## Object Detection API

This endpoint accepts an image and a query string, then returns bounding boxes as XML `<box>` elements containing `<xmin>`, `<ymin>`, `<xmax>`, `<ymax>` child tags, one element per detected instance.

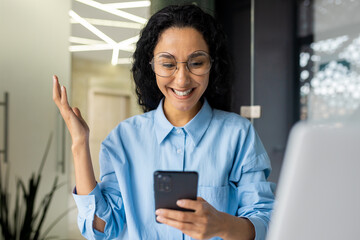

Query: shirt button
<box><xmin>89</xmin><ymin>204</ymin><xmax>94</xmax><ymax>210</ymax></box>
<box><xmin>176</xmin><ymin>129</ymin><xmax>181</xmax><ymax>134</ymax></box>
<box><xmin>177</xmin><ymin>149</ymin><xmax>181</xmax><ymax>154</ymax></box>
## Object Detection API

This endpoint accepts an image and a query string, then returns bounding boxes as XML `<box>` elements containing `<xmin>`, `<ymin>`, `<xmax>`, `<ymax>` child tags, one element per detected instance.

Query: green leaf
<box><xmin>0</xmin><ymin>133</ymin><xmax>70</xmax><ymax>240</ymax></box>
<box><xmin>32</xmin><ymin>176</ymin><xmax>59</xmax><ymax>240</ymax></box>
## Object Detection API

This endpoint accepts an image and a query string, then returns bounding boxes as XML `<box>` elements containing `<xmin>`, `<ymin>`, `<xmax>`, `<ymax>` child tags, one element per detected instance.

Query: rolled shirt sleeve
<box><xmin>72</xmin><ymin>143</ymin><xmax>126</xmax><ymax>240</ymax></box>
<box><xmin>230</xmin><ymin>124</ymin><xmax>276</xmax><ymax>240</ymax></box>
<box><xmin>72</xmin><ymin>184</ymin><xmax>107</xmax><ymax>239</ymax></box>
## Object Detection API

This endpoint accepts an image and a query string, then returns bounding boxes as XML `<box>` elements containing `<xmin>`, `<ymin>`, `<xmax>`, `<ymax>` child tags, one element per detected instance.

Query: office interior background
<box><xmin>1</xmin><ymin>0</ymin><xmax>359</xmax><ymax>239</ymax></box>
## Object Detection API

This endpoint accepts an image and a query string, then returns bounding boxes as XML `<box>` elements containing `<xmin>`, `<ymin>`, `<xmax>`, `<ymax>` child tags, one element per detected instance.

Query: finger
<box><xmin>156</xmin><ymin>209</ymin><xmax>195</xmax><ymax>223</ymax></box>
<box><xmin>176</xmin><ymin>199</ymin><xmax>203</xmax><ymax>211</ymax></box>
<box><xmin>73</xmin><ymin>107</ymin><xmax>89</xmax><ymax>129</ymax></box>
<box><xmin>52</xmin><ymin>75</ymin><xmax>61</xmax><ymax>105</ymax></box>
<box><xmin>60</xmin><ymin>85</ymin><xmax>71</xmax><ymax>109</ymax></box>
<box><xmin>156</xmin><ymin>215</ymin><xmax>194</xmax><ymax>232</ymax></box>
<box><xmin>197</xmin><ymin>197</ymin><xmax>206</xmax><ymax>202</ymax></box>
<box><xmin>73</xmin><ymin>107</ymin><xmax>81</xmax><ymax>118</ymax></box>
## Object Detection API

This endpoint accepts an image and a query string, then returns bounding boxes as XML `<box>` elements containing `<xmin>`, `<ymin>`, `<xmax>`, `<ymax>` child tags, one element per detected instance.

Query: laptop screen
<box><xmin>267</xmin><ymin>121</ymin><xmax>360</xmax><ymax>240</ymax></box>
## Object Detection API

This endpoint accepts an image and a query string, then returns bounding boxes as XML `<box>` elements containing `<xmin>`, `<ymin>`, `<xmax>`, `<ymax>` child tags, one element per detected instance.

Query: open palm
<box><xmin>52</xmin><ymin>75</ymin><xmax>89</xmax><ymax>144</ymax></box>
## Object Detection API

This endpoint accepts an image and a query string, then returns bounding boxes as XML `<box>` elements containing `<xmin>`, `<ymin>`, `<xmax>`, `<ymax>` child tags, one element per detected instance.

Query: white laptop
<box><xmin>267</xmin><ymin>121</ymin><xmax>360</xmax><ymax>240</ymax></box>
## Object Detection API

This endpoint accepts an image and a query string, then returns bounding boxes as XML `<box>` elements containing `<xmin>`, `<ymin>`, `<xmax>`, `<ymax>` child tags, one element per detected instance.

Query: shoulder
<box><xmin>104</xmin><ymin>110</ymin><xmax>155</xmax><ymax>143</ymax></box>
<box><xmin>211</xmin><ymin>109</ymin><xmax>251</xmax><ymax>131</ymax></box>
<box><xmin>119</xmin><ymin>110</ymin><xmax>155</xmax><ymax>129</ymax></box>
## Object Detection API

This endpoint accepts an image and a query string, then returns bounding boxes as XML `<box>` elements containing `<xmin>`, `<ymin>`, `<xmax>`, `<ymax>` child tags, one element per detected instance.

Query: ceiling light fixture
<box><xmin>74</xmin><ymin>0</ymin><xmax>147</xmax><ymax>24</ymax></box>
<box><xmin>71</xmin><ymin>18</ymin><xmax>143</xmax><ymax>29</ymax></box>
<box><xmin>117</xmin><ymin>35</ymin><xmax>139</xmax><ymax>48</ymax></box>
<box><xmin>104</xmin><ymin>1</ymin><xmax>151</xmax><ymax>9</ymax></box>
<box><xmin>69</xmin><ymin>35</ymin><xmax>139</xmax><ymax>52</ymax></box>
<box><xmin>69</xmin><ymin>10</ymin><xmax>117</xmax><ymax>46</ymax></box>
<box><xmin>69</xmin><ymin>36</ymin><xmax>105</xmax><ymax>45</ymax></box>
<box><xmin>112</xmin><ymin>47</ymin><xmax>120</xmax><ymax>65</ymax></box>
<box><xmin>70</xmin><ymin>44</ymin><xmax>112</xmax><ymax>52</ymax></box>
<box><xmin>69</xmin><ymin>43</ymin><xmax>134</xmax><ymax>52</ymax></box>
<box><xmin>117</xmin><ymin>58</ymin><xmax>133</xmax><ymax>65</ymax></box>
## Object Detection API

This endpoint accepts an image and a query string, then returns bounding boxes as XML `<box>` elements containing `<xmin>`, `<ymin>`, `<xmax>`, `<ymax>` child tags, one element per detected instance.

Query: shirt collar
<box><xmin>154</xmin><ymin>99</ymin><xmax>174</xmax><ymax>144</ymax></box>
<box><xmin>154</xmin><ymin>98</ymin><xmax>213</xmax><ymax>146</ymax></box>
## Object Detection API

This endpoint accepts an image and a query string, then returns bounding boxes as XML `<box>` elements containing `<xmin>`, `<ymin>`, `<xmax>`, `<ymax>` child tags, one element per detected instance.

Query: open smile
<box><xmin>172</xmin><ymin>88</ymin><xmax>194</xmax><ymax>96</ymax></box>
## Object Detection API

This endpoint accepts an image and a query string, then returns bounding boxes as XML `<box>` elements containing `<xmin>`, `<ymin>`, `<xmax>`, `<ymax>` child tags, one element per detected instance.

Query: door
<box><xmin>88</xmin><ymin>87</ymin><xmax>130</xmax><ymax>181</ymax></box>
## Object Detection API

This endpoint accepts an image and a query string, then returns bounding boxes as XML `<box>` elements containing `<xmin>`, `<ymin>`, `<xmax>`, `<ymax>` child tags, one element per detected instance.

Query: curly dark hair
<box><xmin>131</xmin><ymin>4</ymin><xmax>232</xmax><ymax>112</ymax></box>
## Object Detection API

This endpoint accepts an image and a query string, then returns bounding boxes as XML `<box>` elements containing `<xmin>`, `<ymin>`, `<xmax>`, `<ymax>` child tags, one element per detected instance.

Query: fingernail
<box><xmin>177</xmin><ymin>200</ymin><xmax>184</xmax><ymax>206</ymax></box>
<box><xmin>155</xmin><ymin>209</ymin><xmax>161</xmax><ymax>215</ymax></box>
<box><xmin>157</xmin><ymin>216</ymin><xmax>163</xmax><ymax>221</ymax></box>
<box><xmin>61</xmin><ymin>85</ymin><xmax>65</xmax><ymax>91</ymax></box>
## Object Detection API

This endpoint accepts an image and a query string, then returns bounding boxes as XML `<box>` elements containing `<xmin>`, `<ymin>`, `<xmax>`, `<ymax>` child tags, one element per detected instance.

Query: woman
<box><xmin>53</xmin><ymin>4</ymin><xmax>275</xmax><ymax>240</ymax></box>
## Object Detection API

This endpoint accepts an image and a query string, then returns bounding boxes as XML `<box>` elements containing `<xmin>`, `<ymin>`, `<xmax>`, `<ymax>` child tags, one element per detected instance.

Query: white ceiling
<box><xmin>70</xmin><ymin>0</ymin><xmax>150</xmax><ymax>64</ymax></box>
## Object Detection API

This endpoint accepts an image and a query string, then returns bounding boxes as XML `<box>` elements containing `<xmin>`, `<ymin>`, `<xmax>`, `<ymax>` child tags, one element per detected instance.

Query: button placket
<box><xmin>175</xmin><ymin>128</ymin><xmax>183</xmax><ymax>155</ymax></box>
<box><xmin>170</xmin><ymin>127</ymin><xmax>185</xmax><ymax>170</ymax></box>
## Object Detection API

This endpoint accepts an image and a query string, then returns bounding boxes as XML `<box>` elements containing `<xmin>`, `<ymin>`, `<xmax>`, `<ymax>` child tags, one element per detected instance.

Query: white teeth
<box><xmin>173</xmin><ymin>89</ymin><xmax>193</xmax><ymax>96</ymax></box>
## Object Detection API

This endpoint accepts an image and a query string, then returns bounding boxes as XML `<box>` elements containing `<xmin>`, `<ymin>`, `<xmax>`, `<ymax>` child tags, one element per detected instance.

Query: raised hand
<box><xmin>52</xmin><ymin>75</ymin><xmax>89</xmax><ymax>145</ymax></box>
<box><xmin>52</xmin><ymin>75</ymin><xmax>105</xmax><ymax>231</ymax></box>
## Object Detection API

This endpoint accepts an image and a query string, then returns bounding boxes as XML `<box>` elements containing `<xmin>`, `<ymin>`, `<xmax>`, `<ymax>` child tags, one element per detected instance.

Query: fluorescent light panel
<box><xmin>112</xmin><ymin>47</ymin><xmax>120</xmax><ymax>65</ymax></box>
<box><xmin>69</xmin><ymin>35</ymin><xmax>138</xmax><ymax>52</ymax></box>
<box><xmin>71</xmin><ymin>18</ymin><xmax>143</xmax><ymax>29</ymax></box>
<box><xmin>69</xmin><ymin>10</ymin><xmax>117</xmax><ymax>45</ymax></box>
<box><xmin>104</xmin><ymin>1</ymin><xmax>151</xmax><ymax>9</ymax></box>
<box><xmin>117</xmin><ymin>35</ymin><xmax>139</xmax><ymax>47</ymax></box>
<box><xmin>117</xmin><ymin>58</ymin><xmax>133</xmax><ymax>64</ymax></box>
<box><xmin>69</xmin><ymin>44</ymin><xmax>134</xmax><ymax>52</ymax></box>
<box><xmin>69</xmin><ymin>36</ymin><xmax>105</xmax><ymax>45</ymax></box>
<box><xmin>69</xmin><ymin>44</ymin><xmax>112</xmax><ymax>52</ymax></box>
<box><xmin>75</xmin><ymin>0</ymin><xmax>147</xmax><ymax>24</ymax></box>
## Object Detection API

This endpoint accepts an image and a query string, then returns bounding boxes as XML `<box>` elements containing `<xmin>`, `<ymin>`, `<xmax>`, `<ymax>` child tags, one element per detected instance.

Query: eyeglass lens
<box><xmin>152</xmin><ymin>51</ymin><xmax>212</xmax><ymax>77</ymax></box>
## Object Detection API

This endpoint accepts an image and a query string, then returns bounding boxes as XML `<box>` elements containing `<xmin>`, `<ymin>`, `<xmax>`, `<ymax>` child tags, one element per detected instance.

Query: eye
<box><xmin>161</xmin><ymin>62</ymin><xmax>176</xmax><ymax>68</ymax></box>
<box><xmin>189</xmin><ymin>61</ymin><xmax>204</xmax><ymax>68</ymax></box>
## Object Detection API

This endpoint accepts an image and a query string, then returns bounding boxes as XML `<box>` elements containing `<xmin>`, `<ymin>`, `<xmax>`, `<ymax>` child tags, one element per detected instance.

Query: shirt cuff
<box><xmin>247</xmin><ymin>216</ymin><xmax>267</xmax><ymax>240</ymax></box>
<box><xmin>72</xmin><ymin>184</ymin><xmax>108</xmax><ymax>220</ymax></box>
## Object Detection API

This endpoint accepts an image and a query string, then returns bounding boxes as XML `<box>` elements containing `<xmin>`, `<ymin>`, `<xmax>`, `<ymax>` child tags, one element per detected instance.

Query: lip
<box><xmin>169</xmin><ymin>87</ymin><xmax>195</xmax><ymax>99</ymax></box>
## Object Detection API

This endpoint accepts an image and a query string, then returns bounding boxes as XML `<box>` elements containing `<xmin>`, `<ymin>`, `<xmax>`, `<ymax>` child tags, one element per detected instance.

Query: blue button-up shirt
<box><xmin>73</xmin><ymin>99</ymin><xmax>275</xmax><ymax>240</ymax></box>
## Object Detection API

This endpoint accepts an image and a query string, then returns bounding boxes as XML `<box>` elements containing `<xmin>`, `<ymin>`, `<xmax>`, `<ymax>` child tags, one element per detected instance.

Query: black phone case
<box><xmin>154</xmin><ymin>171</ymin><xmax>198</xmax><ymax>214</ymax></box>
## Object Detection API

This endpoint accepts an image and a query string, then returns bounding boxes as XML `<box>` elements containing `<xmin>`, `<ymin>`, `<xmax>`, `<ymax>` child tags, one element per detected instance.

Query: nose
<box><xmin>174</xmin><ymin>62</ymin><xmax>190</xmax><ymax>86</ymax></box>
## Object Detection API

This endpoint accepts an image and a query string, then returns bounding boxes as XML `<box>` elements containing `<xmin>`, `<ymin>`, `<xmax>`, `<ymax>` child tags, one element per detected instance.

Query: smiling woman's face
<box><xmin>153</xmin><ymin>27</ymin><xmax>210</xmax><ymax>116</ymax></box>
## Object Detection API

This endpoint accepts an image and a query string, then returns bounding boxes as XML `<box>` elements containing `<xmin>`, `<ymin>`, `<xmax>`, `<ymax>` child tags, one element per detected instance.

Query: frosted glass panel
<box><xmin>299</xmin><ymin>0</ymin><xmax>360</xmax><ymax>121</ymax></box>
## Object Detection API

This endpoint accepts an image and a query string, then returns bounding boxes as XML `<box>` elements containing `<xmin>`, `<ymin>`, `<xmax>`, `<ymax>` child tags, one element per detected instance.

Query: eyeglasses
<box><xmin>150</xmin><ymin>51</ymin><xmax>213</xmax><ymax>77</ymax></box>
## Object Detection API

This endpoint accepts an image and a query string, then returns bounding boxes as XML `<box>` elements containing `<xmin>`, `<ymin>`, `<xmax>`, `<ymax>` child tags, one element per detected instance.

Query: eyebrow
<box><xmin>189</xmin><ymin>51</ymin><xmax>207</xmax><ymax>58</ymax></box>
<box><xmin>157</xmin><ymin>53</ymin><xmax>174</xmax><ymax>59</ymax></box>
<box><xmin>155</xmin><ymin>51</ymin><xmax>208</xmax><ymax>60</ymax></box>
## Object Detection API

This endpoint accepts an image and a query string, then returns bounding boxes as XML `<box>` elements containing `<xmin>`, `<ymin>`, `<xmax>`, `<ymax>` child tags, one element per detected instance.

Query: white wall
<box><xmin>0</xmin><ymin>0</ymin><xmax>72</xmax><ymax>238</ymax></box>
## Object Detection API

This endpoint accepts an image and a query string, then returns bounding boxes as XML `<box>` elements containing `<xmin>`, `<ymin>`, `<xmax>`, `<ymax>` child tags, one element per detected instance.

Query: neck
<box><xmin>163</xmin><ymin>100</ymin><xmax>202</xmax><ymax>127</ymax></box>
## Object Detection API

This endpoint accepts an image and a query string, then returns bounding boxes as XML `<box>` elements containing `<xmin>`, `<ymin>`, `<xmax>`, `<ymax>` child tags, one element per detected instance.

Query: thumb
<box><xmin>73</xmin><ymin>107</ymin><xmax>85</xmax><ymax>121</ymax></box>
<box><xmin>197</xmin><ymin>196</ymin><xmax>206</xmax><ymax>202</ymax></box>
<box><xmin>73</xmin><ymin>107</ymin><xmax>89</xmax><ymax>129</ymax></box>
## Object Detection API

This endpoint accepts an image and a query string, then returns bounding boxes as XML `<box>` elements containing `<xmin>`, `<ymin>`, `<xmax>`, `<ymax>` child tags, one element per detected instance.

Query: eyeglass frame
<box><xmin>149</xmin><ymin>50</ymin><xmax>214</xmax><ymax>77</ymax></box>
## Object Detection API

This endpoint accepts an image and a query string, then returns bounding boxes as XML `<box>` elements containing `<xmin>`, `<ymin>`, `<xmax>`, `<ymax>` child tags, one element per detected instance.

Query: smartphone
<box><xmin>154</xmin><ymin>171</ymin><xmax>198</xmax><ymax>217</ymax></box>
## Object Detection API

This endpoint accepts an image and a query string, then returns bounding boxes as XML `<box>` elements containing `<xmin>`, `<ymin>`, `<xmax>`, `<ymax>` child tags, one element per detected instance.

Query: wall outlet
<box><xmin>240</xmin><ymin>105</ymin><xmax>261</xmax><ymax>119</ymax></box>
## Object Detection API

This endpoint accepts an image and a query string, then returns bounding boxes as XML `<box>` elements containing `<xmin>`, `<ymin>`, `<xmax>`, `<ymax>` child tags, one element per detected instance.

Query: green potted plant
<box><xmin>0</xmin><ymin>134</ymin><xmax>73</xmax><ymax>240</ymax></box>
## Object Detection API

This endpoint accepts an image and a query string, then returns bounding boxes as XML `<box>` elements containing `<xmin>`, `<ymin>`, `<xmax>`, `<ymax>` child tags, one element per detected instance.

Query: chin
<box><xmin>174</xmin><ymin>104</ymin><xmax>195</xmax><ymax>112</ymax></box>
<box><xmin>177</xmin><ymin>99</ymin><xmax>203</xmax><ymax>112</ymax></box>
